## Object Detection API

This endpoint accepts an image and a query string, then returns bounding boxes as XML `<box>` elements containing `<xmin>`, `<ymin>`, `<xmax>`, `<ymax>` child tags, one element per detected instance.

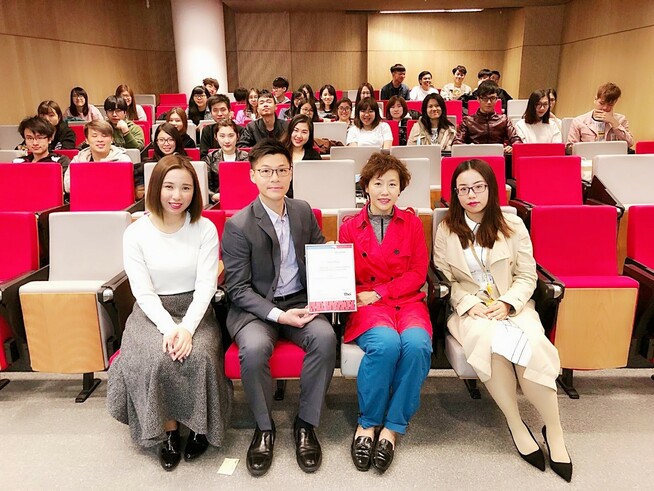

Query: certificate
<box><xmin>305</xmin><ymin>244</ymin><xmax>357</xmax><ymax>313</ymax></box>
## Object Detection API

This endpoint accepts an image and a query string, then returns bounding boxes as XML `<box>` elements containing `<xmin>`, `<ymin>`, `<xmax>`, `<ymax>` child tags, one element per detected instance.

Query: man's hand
<box><xmin>503</xmin><ymin>145</ymin><xmax>513</xmax><ymax>155</ymax></box>
<box><xmin>116</xmin><ymin>120</ymin><xmax>129</xmax><ymax>135</ymax></box>
<box><xmin>278</xmin><ymin>308</ymin><xmax>317</xmax><ymax>328</ymax></box>
<box><xmin>356</xmin><ymin>291</ymin><xmax>380</xmax><ymax>307</ymax></box>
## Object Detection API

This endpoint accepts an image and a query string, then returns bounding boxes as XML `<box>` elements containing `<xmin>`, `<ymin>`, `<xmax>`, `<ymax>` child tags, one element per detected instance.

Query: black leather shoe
<box><xmin>246</xmin><ymin>424</ymin><xmax>275</xmax><ymax>477</ymax></box>
<box><xmin>508</xmin><ymin>421</ymin><xmax>545</xmax><ymax>472</ymax></box>
<box><xmin>542</xmin><ymin>426</ymin><xmax>573</xmax><ymax>482</ymax></box>
<box><xmin>293</xmin><ymin>419</ymin><xmax>322</xmax><ymax>473</ymax></box>
<box><xmin>350</xmin><ymin>428</ymin><xmax>374</xmax><ymax>472</ymax></box>
<box><xmin>372</xmin><ymin>437</ymin><xmax>395</xmax><ymax>473</ymax></box>
<box><xmin>184</xmin><ymin>431</ymin><xmax>209</xmax><ymax>461</ymax></box>
<box><xmin>159</xmin><ymin>430</ymin><xmax>181</xmax><ymax>471</ymax></box>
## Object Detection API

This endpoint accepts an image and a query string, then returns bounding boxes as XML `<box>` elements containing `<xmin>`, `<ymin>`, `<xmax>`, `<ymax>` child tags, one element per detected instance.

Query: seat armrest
<box><xmin>126</xmin><ymin>199</ymin><xmax>145</xmax><ymax>214</ymax></box>
<box><xmin>0</xmin><ymin>266</ymin><xmax>50</xmax><ymax>341</ymax></box>
<box><xmin>36</xmin><ymin>204</ymin><xmax>70</xmax><ymax>266</ymax></box>
<box><xmin>533</xmin><ymin>264</ymin><xmax>565</xmax><ymax>337</ymax></box>
<box><xmin>97</xmin><ymin>272</ymin><xmax>135</xmax><ymax>351</ymax></box>
<box><xmin>428</xmin><ymin>262</ymin><xmax>451</xmax><ymax>299</ymax></box>
<box><xmin>585</xmin><ymin>176</ymin><xmax>625</xmax><ymax>218</ymax></box>
<box><xmin>214</xmin><ymin>286</ymin><xmax>227</xmax><ymax>305</ymax></box>
<box><xmin>97</xmin><ymin>272</ymin><xmax>130</xmax><ymax>303</ymax></box>
<box><xmin>508</xmin><ymin>199</ymin><xmax>534</xmax><ymax>228</ymax></box>
<box><xmin>624</xmin><ymin>257</ymin><xmax>653</xmax><ymax>275</ymax></box>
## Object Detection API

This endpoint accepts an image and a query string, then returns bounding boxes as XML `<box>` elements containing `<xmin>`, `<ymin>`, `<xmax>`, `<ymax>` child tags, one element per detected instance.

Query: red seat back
<box><xmin>133</xmin><ymin>120</ymin><xmax>151</xmax><ymax>146</ymax></box>
<box><xmin>384</xmin><ymin>119</ymin><xmax>400</xmax><ymax>146</ymax></box>
<box><xmin>218</xmin><ymin>161</ymin><xmax>258</xmax><ymax>211</ymax></box>
<box><xmin>202</xmin><ymin>209</ymin><xmax>226</xmax><ymax>259</ymax></box>
<box><xmin>69</xmin><ymin>162</ymin><xmax>135</xmax><ymax>211</ymax></box>
<box><xmin>512</xmin><ymin>142</ymin><xmax>566</xmax><ymax>180</ymax></box>
<box><xmin>468</xmin><ymin>99</ymin><xmax>503</xmax><ymax>115</ymax></box>
<box><xmin>445</xmin><ymin>100</ymin><xmax>463</xmax><ymax>125</ymax></box>
<box><xmin>515</xmin><ymin>156</ymin><xmax>582</xmax><ymax>205</ymax></box>
<box><xmin>627</xmin><ymin>205</ymin><xmax>654</xmax><ymax>268</ymax></box>
<box><xmin>275</xmin><ymin>104</ymin><xmax>290</xmax><ymax>116</ymax></box>
<box><xmin>530</xmin><ymin>205</ymin><xmax>618</xmax><ymax>276</ymax></box>
<box><xmin>441</xmin><ymin>156</ymin><xmax>507</xmax><ymax>205</ymax></box>
<box><xmin>406</xmin><ymin>100</ymin><xmax>422</xmax><ymax>113</ymax></box>
<box><xmin>406</xmin><ymin>119</ymin><xmax>418</xmax><ymax>138</ymax></box>
<box><xmin>55</xmin><ymin>149</ymin><xmax>79</xmax><ymax>160</ymax></box>
<box><xmin>70</xmin><ymin>124</ymin><xmax>86</xmax><ymax>146</ymax></box>
<box><xmin>312</xmin><ymin>208</ymin><xmax>322</xmax><ymax>230</ymax></box>
<box><xmin>186</xmin><ymin>148</ymin><xmax>201</xmax><ymax>160</ymax></box>
<box><xmin>232</xmin><ymin>103</ymin><xmax>246</xmax><ymax>115</ymax></box>
<box><xmin>635</xmin><ymin>141</ymin><xmax>654</xmax><ymax>154</ymax></box>
<box><xmin>0</xmin><ymin>163</ymin><xmax>63</xmax><ymax>212</ymax></box>
<box><xmin>159</xmin><ymin>93</ymin><xmax>187</xmax><ymax>107</ymax></box>
<box><xmin>140</xmin><ymin>104</ymin><xmax>154</xmax><ymax>126</ymax></box>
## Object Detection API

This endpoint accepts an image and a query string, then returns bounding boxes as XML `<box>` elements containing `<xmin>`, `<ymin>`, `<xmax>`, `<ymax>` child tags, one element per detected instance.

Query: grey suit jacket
<box><xmin>221</xmin><ymin>197</ymin><xmax>325</xmax><ymax>337</ymax></box>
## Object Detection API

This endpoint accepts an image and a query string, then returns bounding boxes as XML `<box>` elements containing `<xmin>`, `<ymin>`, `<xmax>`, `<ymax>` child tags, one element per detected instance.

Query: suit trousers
<box><xmin>234</xmin><ymin>296</ymin><xmax>337</xmax><ymax>431</ymax></box>
<box><xmin>355</xmin><ymin>326</ymin><xmax>432</xmax><ymax>434</ymax></box>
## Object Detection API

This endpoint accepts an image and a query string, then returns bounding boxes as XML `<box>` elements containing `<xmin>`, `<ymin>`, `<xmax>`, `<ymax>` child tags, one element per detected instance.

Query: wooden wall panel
<box><xmin>291</xmin><ymin>52</ymin><xmax>366</xmax><ymax>94</ymax></box>
<box><xmin>235</xmin><ymin>13</ymin><xmax>290</xmax><ymax>51</ymax></box>
<box><xmin>236</xmin><ymin>51</ymin><xmax>292</xmax><ymax>91</ymax></box>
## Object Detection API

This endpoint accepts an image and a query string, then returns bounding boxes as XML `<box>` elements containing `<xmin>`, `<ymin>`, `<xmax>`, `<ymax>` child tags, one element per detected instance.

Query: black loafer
<box><xmin>159</xmin><ymin>430</ymin><xmax>181</xmax><ymax>471</ymax></box>
<box><xmin>293</xmin><ymin>419</ymin><xmax>322</xmax><ymax>473</ymax></box>
<box><xmin>351</xmin><ymin>429</ymin><xmax>374</xmax><ymax>472</ymax></box>
<box><xmin>246</xmin><ymin>424</ymin><xmax>275</xmax><ymax>477</ymax></box>
<box><xmin>372</xmin><ymin>438</ymin><xmax>395</xmax><ymax>474</ymax></box>
<box><xmin>184</xmin><ymin>431</ymin><xmax>209</xmax><ymax>461</ymax></box>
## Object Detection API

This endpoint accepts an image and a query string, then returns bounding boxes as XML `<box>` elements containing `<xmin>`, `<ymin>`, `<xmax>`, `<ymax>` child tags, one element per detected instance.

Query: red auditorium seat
<box><xmin>511</xmin><ymin>142</ymin><xmax>565</xmax><ymax>181</ymax></box>
<box><xmin>635</xmin><ymin>141</ymin><xmax>654</xmax><ymax>154</ymax></box>
<box><xmin>68</xmin><ymin>162</ymin><xmax>136</xmax><ymax>211</ymax></box>
<box><xmin>440</xmin><ymin>156</ymin><xmax>507</xmax><ymax>206</ymax></box>
<box><xmin>444</xmin><ymin>100</ymin><xmax>463</xmax><ymax>125</ymax></box>
<box><xmin>159</xmin><ymin>93</ymin><xmax>187</xmax><ymax>107</ymax></box>
<box><xmin>217</xmin><ymin>161</ymin><xmax>259</xmax><ymax>214</ymax></box>
<box><xmin>468</xmin><ymin>99</ymin><xmax>503</xmax><ymax>115</ymax></box>
<box><xmin>384</xmin><ymin>119</ymin><xmax>400</xmax><ymax>146</ymax></box>
<box><xmin>70</xmin><ymin>124</ymin><xmax>86</xmax><ymax>146</ymax></box>
<box><xmin>406</xmin><ymin>100</ymin><xmax>422</xmax><ymax>113</ymax></box>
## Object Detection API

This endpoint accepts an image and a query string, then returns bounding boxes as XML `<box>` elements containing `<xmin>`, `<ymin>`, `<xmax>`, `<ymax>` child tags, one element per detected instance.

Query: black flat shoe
<box><xmin>246</xmin><ymin>424</ymin><xmax>275</xmax><ymax>477</ymax></box>
<box><xmin>159</xmin><ymin>429</ymin><xmax>181</xmax><ymax>471</ymax></box>
<box><xmin>542</xmin><ymin>426</ymin><xmax>573</xmax><ymax>482</ymax></box>
<box><xmin>293</xmin><ymin>418</ymin><xmax>322</xmax><ymax>473</ymax></box>
<box><xmin>372</xmin><ymin>438</ymin><xmax>395</xmax><ymax>474</ymax></box>
<box><xmin>184</xmin><ymin>431</ymin><xmax>209</xmax><ymax>461</ymax></box>
<box><xmin>351</xmin><ymin>428</ymin><xmax>374</xmax><ymax>472</ymax></box>
<box><xmin>507</xmin><ymin>421</ymin><xmax>546</xmax><ymax>472</ymax></box>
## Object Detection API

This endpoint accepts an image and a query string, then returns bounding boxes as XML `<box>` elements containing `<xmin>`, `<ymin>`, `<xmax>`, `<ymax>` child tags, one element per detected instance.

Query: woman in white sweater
<box><xmin>108</xmin><ymin>155</ymin><xmax>232</xmax><ymax>471</ymax></box>
<box><xmin>514</xmin><ymin>90</ymin><xmax>562</xmax><ymax>143</ymax></box>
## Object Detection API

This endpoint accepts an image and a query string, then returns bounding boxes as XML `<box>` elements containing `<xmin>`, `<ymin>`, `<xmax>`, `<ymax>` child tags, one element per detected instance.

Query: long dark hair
<box><xmin>419</xmin><ymin>93</ymin><xmax>453</xmax><ymax>134</ymax></box>
<box><xmin>318</xmin><ymin>84</ymin><xmax>337</xmax><ymax>113</ymax></box>
<box><xmin>187</xmin><ymin>85</ymin><xmax>209</xmax><ymax>125</ymax></box>
<box><xmin>246</xmin><ymin>87</ymin><xmax>260</xmax><ymax>117</ymax></box>
<box><xmin>298</xmin><ymin>84</ymin><xmax>316</xmax><ymax>103</ymax></box>
<box><xmin>69</xmin><ymin>87</ymin><xmax>89</xmax><ymax>117</ymax></box>
<box><xmin>153</xmin><ymin>123</ymin><xmax>187</xmax><ymax>160</ymax></box>
<box><xmin>355</xmin><ymin>82</ymin><xmax>375</xmax><ymax>107</ymax></box>
<box><xmin>523</xmin><ymin>89</ymin><xmax>550</xmax><ymax>125</ymax></box>
<box><xmin>115</xmin><ymin>84</ymin><xmax>139</xmax><ymax>120</ymax></box>
<box><xmin>300</xmin><ymin>99</ymin><xmax>320</xmax><ymax>122</ymax></box>
<box><xmin>282</xmin><ymin>114</ymin><xmax>315</xmax><ymax>154</ymax></box>
<box><xmin>354</xmin><ymin>98</ymin><xmax>381</xmax><ymax>130</ymax></box>
<box><xmin>444</xmin><ymin>159</ymin><xmax>512</xmax><ymax>249</ymax></box>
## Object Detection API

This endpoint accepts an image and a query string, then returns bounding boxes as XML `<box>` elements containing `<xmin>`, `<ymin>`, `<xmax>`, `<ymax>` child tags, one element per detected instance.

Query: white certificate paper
<box><xmin>305</xmin><ymin>244</ymin><xmax>357</xmax><ymax>313</ymax></box>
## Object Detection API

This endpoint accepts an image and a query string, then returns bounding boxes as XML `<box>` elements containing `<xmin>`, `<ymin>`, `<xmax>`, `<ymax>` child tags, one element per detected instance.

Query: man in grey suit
<box><xmin>221</xmin><ymin>139</ymin><xmax>337</xmax><ymax>477</ymax></box>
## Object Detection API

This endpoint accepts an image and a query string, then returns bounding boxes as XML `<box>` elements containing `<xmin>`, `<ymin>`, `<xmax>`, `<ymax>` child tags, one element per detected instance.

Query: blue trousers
<box><xmin>355</xmin><ymin>327</ymin><xmax>432</xmax><ymax>434</ymax></box>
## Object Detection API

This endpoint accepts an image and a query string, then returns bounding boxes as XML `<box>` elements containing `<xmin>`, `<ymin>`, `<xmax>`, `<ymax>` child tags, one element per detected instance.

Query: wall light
<box><xmin>379</xmin><ymin>9</ymin><xmax>483</xmax><ymax>14</ymax></box>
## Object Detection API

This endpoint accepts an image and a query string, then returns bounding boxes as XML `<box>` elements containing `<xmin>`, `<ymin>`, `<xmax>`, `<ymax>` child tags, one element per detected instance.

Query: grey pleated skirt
<box><xmin>107</xmin><ymin>292</ymin><xmax>232</xmax><ymax>448</ymax></box>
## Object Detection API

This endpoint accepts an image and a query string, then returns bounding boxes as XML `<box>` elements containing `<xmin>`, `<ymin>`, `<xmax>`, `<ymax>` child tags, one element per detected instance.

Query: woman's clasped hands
<box><xmin>467</xmin><ymin>300</ymin><xmax>511</xmax><ymax>321</ymax></box>
<box><xmin>163</xmin><ymin>326</ymin><xmax>193</xmax><ymax>362</ymax></box>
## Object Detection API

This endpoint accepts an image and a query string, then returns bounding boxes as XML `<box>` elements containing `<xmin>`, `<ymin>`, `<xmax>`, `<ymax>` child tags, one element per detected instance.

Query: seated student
<box><xmin>108</xmin><ymin>155</ymin><xmax>232</xmax><ymax>472</ymax></box>
<box><xmin>272</xmin><ymin>76</ymin><xmax>291</xmax><ymax>104</ymax></box>
<box><xmin>116</xmin><ymin>84</ymin><xmax>147</xmax><ymax>122</ymax></box>
<box><xmin>440</xmin><ymin>65</ymin><xmax>473</xmax><ymax>101</ymax></box>
<box><xmin>149</xmin><ymin>123</ymin><xmax>188</xmax><ymax>162</ymax></box>
<box><xmin>18</xmin><ymin>101</ymin><xmax>76</xmax><ymax>152</ymax></box>
<box><xmin>186</xmin><ymin>86</ymin><xmax>212</xmax><ymax>126</ymax></box>
<box><xmin>14</xmin><ymin>116</ymin><xmax>71</xmax><ymax>173</ymax></box>
<box><xmin>433</xmin><ymin>159</ymin><xmax>572</xmax><ymax>483</ymax></box>
<box><xmin>407</xmin><ymin>93</ymin><xmax>456</xmax><ymax>151</ymax></box>
<box><xmin>545</xmin><ymin>88</ymin><xmax>562</xmax><ymax>130</ymax></box>
<box><xmin>282</xmin><ymin>114</ymin><xmax>321</xmax><ymax>163</ymax></box>
<box><xmin>298</xmin><ymin>84</ymin><xmax>316</xmax><ymax>104</ymax></box>
<box><xmin>384</xmin><ymin>96</ymin><xmax>412</xmax><ymax>146</ymax></box>
<box><xmin>514</xmin><ymin>90</ymin><xmax>562</xmax><ymax>144</ymax></box>
<box><xmin>355</xmin><ymin>83</ymin><xmax>375</xmax><ymax>108</ymax></box>
<box><xmin>237</xmin><ymin>90</ymin><xmax>288</xmax><ymax>148</ymax></box>
<box><xmin>279</xmin><ymin>91</ymin><xmax>303</xmax><ymax>120</ymax></box>
<box><xmin>347</xmin><ymin>98</ymin><xmax>393</xmax><ymax>149</ymax></box>
<box><xmin>454</xmin><ymin>81</ymin><xmax>522</xmax><ymax>155</ymax></box>
<box><xmin>340</xmin><ymin>153</ymin><xmax>432</xmax><ymax>474</ymax></box>
<box><xmin>203</xmin><ymin>77</ymin><xmax>220</xmax><ymax>96</ymax></box>
<box><xmin>64</xmin><ymin>120</ymin><xmax>128</xmax><ymax>192</ymax></box>
<box><xmin>409</xmin><ymin>71</ymin><xmax>438</xmax><ymax>101</ymax></box>
<box><xmin>204</xmin><ymin>119</ymin><xmax>249</xmax><ymax>203</ymax></box>
<box><xmin>235</xmin><ymin>88</ymin><xmax>260</xmax><ymax>125</ymax></box>
<box><xmin>380</xmin><ymin>64</ymin><xmax>411</xmax><ymax>101</ymax></box>
<box><xmin>335</xmin><ymin>98</ymin><xmax>354</xmax><ymax>129</ymax></box>
<box><xmin>299</xmin><ymin>99</ymin><xmax>320</xmax><ymax>123</ymax></box>
<box><xmin>221</xmin><ymin>139</ymin><xmax>337</xmax><ymax>477</ymax></box>
<box><xmin>199</xmin><ymin>94</ymin><xmax>233</xmax><ymax>158</ymax></box>
<box><xmin>166</xmin><ymin>108</ymin><xmax>196</xmax><ymax>149</ymax></box>
<box><xmin>317</xmin><ymin>84</ymin><xmax>338</xmax><ymax>120</ymax></box>
<box><xmin>567</xmin><ymin>82</ymin><xmax>633</xmax><ymax>149</ymax></box>
<box><xmin>460</xmin><ymin>69</ymin><xmax>493</xmax><ymax>110</ymax></box>
<box><xmin>64</xmin><ymin>86</ymin><xmax>103</xmax><ymax>122</ymax></box>
<box><xmin>104</xmin><ymin>96</ymin><xmax>145</xmax><ymax>150</ymax></box>
<box><xmin>233</xmin><ymin>87</ymin><xmax>248</xmax><ymax>104</ymax></box>
<box><xmin>489</xmin><ymin>71</ymin><xmax>513</xmax><ymax>113</ymax></box>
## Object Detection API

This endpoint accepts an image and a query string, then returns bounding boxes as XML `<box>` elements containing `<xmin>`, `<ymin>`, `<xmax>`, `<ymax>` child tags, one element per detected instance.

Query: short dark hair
<box><xmin>354</xmin><ymin>98</ymin><xmax>381</xmax><ymax>129</ymax></box>
<box><xmin>258</xmin><ymin>89</ymin><xmax>275</xmax><ymax>103</ymax></box>
<box><xmin>272</xmin><ymin>76</ymin><xmax>289</xmax><ymax>89</ymax></box>
<box><xmin>207</xmin><ymin>94</ymin><xmax>231</xmax><ymax>110</ymax></box>
<box><xmin>248</xmin><ymin>138</ymin><xmax>291</xmax><ymax>169</ymax></box>
<box><xmin>359</xmin><ymin>153</ymin><xmax>411</xmax><ymax>198</ymax></box>
<box><xmin>146</xmin><ymin>155</ymin><xmax>203</xmax><ymax>223</ymax></box>
<box><xmin>233</xmin><ymin>87</ymin><xmax>248</xmax><ymax>102</ymax></box>
<box><xmin>477</xmin><ymin>68</ymin><xmax>492</xmax><ymax>79</ymax></box>
<box><xmin>597</xmin><ymin>83</ymin><xmax>621</xmax><ymax>104</ymax></box>
<box><xmin>477</xmin><ymin>80</ymin><xmax>499</xmax><ymax>98</ymax></box>
<box><xmin>452</xmin><ymin>65</ymin><xmax>467</xmax><ymax>76</ymax></box>
<box><xmin>104</xmin><ymin>96</ymin><xmax>128</xmax><ymax>112</ymax></box>
<box><xmin>491</xmin><ymin>70</ymin><xmax>501</xmax><ymax>78</ymax></box>
<box><xmin>385</xmin><ymin>96</ymin><xmax>408</xmax><ymax>119</ymax></box>
<box><xmin>418</xmin><ymin>71</ymin><xmax>432</xmax><ymax>81</ymax></box>
<box><xmin>390</xmin><ymin>64</ymin><xmax>406</xmax><ymax>73</ymax></box>
<box><xmin>19</xmin><ymin>116</ymin><xmax>55</xmax><ymax>139</ymax></box>
<box><xmin>203</xmin><ymin>77</ymin><xmax>219</xmax><ymax>89</ymax></box>
<box><xmin>524</xmin><ymin>89</ymin><xmax>550</xmax><ymax>125</ymax></box>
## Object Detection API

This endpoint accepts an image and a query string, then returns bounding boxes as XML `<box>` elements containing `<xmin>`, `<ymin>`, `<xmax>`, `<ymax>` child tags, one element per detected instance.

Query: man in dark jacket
<box><xmin>237</xmin><ymin>90</ymin><xmax>288</xmax><ymax>148</ymax></box>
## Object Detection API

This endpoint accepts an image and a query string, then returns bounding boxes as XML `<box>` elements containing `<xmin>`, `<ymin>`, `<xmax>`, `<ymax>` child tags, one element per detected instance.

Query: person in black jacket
<box><xmin>199</xmin><ymin>94</ymin><xmax>233</xmax><ymax>158</ymax></box>
<box><xmin>37</xmin><ymin>100</ymin><xmax>76</xmax><ymax>150</ymax></box>
<box><xmin>237</xmin><ymin>90</ymin><xmax>288</xmax><ymax>148</ymax></box>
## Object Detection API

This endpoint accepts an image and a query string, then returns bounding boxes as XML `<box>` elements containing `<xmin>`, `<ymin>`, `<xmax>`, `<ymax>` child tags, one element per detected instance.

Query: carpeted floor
<box><xmin>1</xmin><ymin>369</ymin><xmax>653</xmax><ymax>490</ymax></box>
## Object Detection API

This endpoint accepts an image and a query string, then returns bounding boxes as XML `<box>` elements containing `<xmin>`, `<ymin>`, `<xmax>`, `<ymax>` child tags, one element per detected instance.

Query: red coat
<box><xmin>339</xmin><ymin>206</ymin><xmax>431</xmax><ymax>343</ymax></box>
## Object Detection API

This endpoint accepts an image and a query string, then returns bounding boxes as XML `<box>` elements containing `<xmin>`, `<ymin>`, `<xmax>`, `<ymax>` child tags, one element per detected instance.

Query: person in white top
<box><xmin>108</xmin><ymin>155</ymin><xmax>232</xmax><ymax>472</ymax></box>
<box><xmin>440</xmin><ymin>65</ymin><xmax>473</xmax><ymax>101</ymax></box>
<box><xmin>409</xmin><ymin>70</ymin><xmax>439</xmax><ymax>101</ymax></box>
<box><xmin>514</xmin><ymin>90</ymin><xmax>562</xmax><ymax>144</ymax></box>
<box><xmin>347</xmin><ymin>98</ymin><xmax>393</xmax><ymax>149</ymax></box>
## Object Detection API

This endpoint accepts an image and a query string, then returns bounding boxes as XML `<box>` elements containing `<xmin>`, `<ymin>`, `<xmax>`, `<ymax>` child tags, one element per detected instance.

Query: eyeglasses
<box><xmin>456</xmin><ymin>183</ymin><xmax>488</xmax><ymax>196</ymax></box>
<box><xmin>157</xmin><ymin>138</ymin><xmax>175</xmax><ymax>145</ymax></box>
<box><xmin>106</xmin><ymin>109</ymin><xmax>125</xmax><ymax>114</ymax></box>
<box><xmin>73</xmin><ymin>95</ymin><xmax>85</xmax><ymax>100</ymax></box>
<box><xmin>25</xmin><ymin>135</ymin><xmax>49</xmax><ymax>142</ymax></box>
<box><xmin>479</xmin><ymin>96</ymin><xmax>498</xmax><ymax>103</ymax></box>
<box><xmin>256</xmin><ymin>167</ymin><xmax>292</xmax><ymax>178</ymax></box>
<box><xmin>193</xmin><ymin>93</ymin><xmax>207</xmax><ymax>98</ymax></box>
<box><xmin>338</xmin><ymin>106</ymin><xmax>351</xmax><ymax>112</ymax></box>
<box><xmin>536</xmin><ymin>102</ymin><xmax>549</xmax><ymax>108</ymax></box>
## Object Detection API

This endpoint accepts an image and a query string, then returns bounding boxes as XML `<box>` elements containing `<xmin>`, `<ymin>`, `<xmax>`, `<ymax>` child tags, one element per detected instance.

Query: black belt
<box><xmin>273</xmin><ymin>289</ymin><xmax>306</xmax><ymax>302</ymax></box>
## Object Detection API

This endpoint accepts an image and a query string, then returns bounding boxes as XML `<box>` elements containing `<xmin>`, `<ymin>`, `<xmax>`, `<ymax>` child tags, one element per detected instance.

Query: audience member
<box><xmin>272</xmin><ymin>76</ymin><xmax>291</xmax><ymax>104</ymax></box>
<box><xmin>299</xmin><ymin>99</ymin><xmax>320</xmax><ymax>123</ymax></box>
<box><xmin>203</xmin><ymin>77</ymin><xmax>220</xmax><ymax>96</ymax></box>
<box><xmin>279</xmin><ymin>91</ymin><xmax>303</xmax><ymax>120</ymax></box>
<box><xmin>407</xmin><ymin>93</ymin><xmax>456</xmax><ymax>150</ymax></box>
<box><xmin>199</xmin><ymin>94</ymin><xmax>233</xmax><ymax>157</ymax></box>
<box><xmin>380</xmin><ymin>64</ymin><xmax>410</xmax><ymax>101</ymax></box>
<box><xmin>409</xmin><ymin>71</ymin><xmax>438</xmax><ymax>101</ymax></box>
<box><xmin>235</xmin><ymin>88</ymin><xmax>260</xmax><ymax>125</ymax></box>
<box><xmin>37</xmin><ymin>100</ymin><xmax>76</xmax><ymax>150</ymax></box>
<box><xmin>317</xmin><ymin>84</ymin><xmax>337</xmax><ymax>120</ymax></box>
<box><xmin>298</xmin><ymin>84</ymin><xmax>316</xmax><ymax>104</ymax></box>
<box><xmin>454</xmin><ymin>81</ymin><xmax>521</xmax><ymax>154</ymax></box>
<box><xmin>204</xmin><ymin>119</ymin><xmax>249</xmax><ymax>202</ymax></box>
<box><xmin>336</xmin><ymin>98</ymin><xmax>353</xmax><ymax>128</ymax></box>
<box><xmin>567</xmin><ymin>82</ymin><xmax>633</xmax><ymax>148</ymax></box>
<box><xmin>187</xmin><ymin>86</ymin><xmax>212</xmax><ymax>126</ymax></box>
<box><xmin>115</xmin><ymin>84</ymin><xmax>147</xmax><ymax>121</ymax></box>
<box><xmin>150</xmin><ymin>123</ymin><xmax>188</xmax><ymax>161</ymax></box>
<box><xmin>384</xmin><ymin>96</ymin><xmax>411</xmax><ymax>146</ymax></box>
<box><xmin>14</xmin><ymin>117</ymin><xmax>71</xmax><ymax>174</ymax></box>
<box><xmin>347</xmin><ymin>98</ymin><xmax>393</xmax><ymax>149</ymax></box>
<box><xmin>282</xmin><ymin>114</ymin><xmax>321</xmax><ymax>163</ymax></box>
<box><xmin>440</xmin><ymin>65</ymin><xmax>472</xmax><ymax>101</ymax></box>
<box><xmin>221</xmin><ymin>139</ymin><xmax>336</xmax><ymax>477</ymax></box>
<box><xmin>514</xmin><ymin>90</ymin><xmax>562</xmax><ymax>143</ymax></box>
<box><xmin>233</xmin><ymin>87</ymin><xmax>248</xmax><ymax>103</ymax></box>
<box><xmin>355</xmin><ymin>83</ymin><xmax>375</xmax><ymax>107</ymax></box>
<box><xmin>489</xmin><ymin>71</ymin><xmax>513</xmax><ymax>112</ymax></box>
<box><xmin>64</xmin><ymin>86</ymin><xmax>102</xmax><ymax>122</ymax></box>
<box><xmin>165</xmin><ymin>107</ymin><xmax>196</xmax><ymax>148</ymax></box>
<box><xmin>237</xmin><ymin>90</ymin><xmax>288</xmax><ymax>148</ymax></box>
<box><xmin>545</xmin><ymin>88</ymin><xmax>562</xmax><ymax>130</ymax></box>
<box><xmin>104</xmin><ymin>96</ymin><xmax>145</xmax><ymax>150</ymax></box>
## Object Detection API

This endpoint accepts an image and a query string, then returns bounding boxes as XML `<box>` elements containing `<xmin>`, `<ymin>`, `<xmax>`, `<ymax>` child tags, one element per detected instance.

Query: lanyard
<box><xmin>469</xmin><ymin>227</ymin><xmax>495</xmax><ymax>305</ymax></box>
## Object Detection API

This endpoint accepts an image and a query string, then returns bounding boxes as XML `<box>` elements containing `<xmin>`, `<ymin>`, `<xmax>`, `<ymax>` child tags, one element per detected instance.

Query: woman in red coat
<box><xmin>339</xmin><ymin>153</ymin><xmax>432</xmax><ymax>474</ymax></box>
